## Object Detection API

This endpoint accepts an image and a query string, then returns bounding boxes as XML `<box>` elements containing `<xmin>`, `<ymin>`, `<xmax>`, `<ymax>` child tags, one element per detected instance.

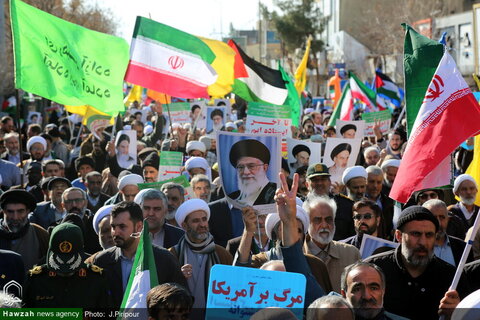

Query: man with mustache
<box><xmin>303</xmin><ymin>195</ymin><xmax>360</xmax><ymax>293</ymax></box>
<box><xmin>341</xmin><ymin>261</ymin><xmax>404</xmax><ymax>319</ymax></box>
<box><xmin>160</xmin><ymin>183</ymin><xmax>185</xmax><ymax>227</ymax></box>
<box><xmin>380</xmin><ymin>159</ymin><xmax>400</xmax><ymax>196</ymax></box>
<box><xmin>342</xmin><ymin>166</ymin><xmax>368</xmax><ymax>202</ymax></box>
<box><xmin>168</xmin><ymin>199</ymin><xmax>232</xmax><ymax>311</ymax></box>
<box><xmin>93</xmin><ymin>201</ymin><xmax>186</xmax><ymax>309</ymax></box>
<box><xmin>449</xmin><ymin>174</ymin><xmax>479</xmax><ymax>232</ymax></box>
<box><xmin>365</xmin><ymin>206</ymin><xmax>467</xmax><ymax>319</ymax></box>
<box><xmin>341</xmin><ymin>200</ymin><xmax>382</xmax><ymax>249</ymax></box>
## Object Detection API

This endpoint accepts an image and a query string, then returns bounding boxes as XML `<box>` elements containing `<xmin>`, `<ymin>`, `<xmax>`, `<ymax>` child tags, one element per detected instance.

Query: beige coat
<box><xmin>304</xmin><ymin>235</ymin><xmax>361</xmax><ymax>293</ymax></box>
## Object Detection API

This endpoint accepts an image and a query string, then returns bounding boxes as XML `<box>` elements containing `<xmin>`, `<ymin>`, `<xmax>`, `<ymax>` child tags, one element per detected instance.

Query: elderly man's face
<box><xmin>4</xmin><ymin>203</ymin><xmax>29</xmax><ymax>232</ymax></box>
<box><xmin>236</xmin><ymin>156</ymin><xmax>268</xmax><ymax>183</ymax></box>
<box><xmin>5</xmin><ymin>137</ymin><xmax>19</xmax><ymax>154</ymax></box>
<box><xmin>308</xmin><ymin>203</ymin><xmax>335</xmax><ymax>246</ymax></box>
<box><xmin>163</xmin><ymin>188</ymin><xmax>184</xmax><ymax>214</ymax></box>
<box><xmin>343</xmin><ymin>266</ymin><xmax>385</xmax><ymax>319</ymax></box>
<box><xmin>193</xmin><ymin>181</ymin><xmax>211</xmax><ymax>202</ymax></box>
<box><xmin>367</xmin><ymin>173</ymin><xmax>383</xmax><ymax>199</ymax></box>
<box><xmin>189</xmin><ymin>150</ymin><xmax>204</xmax><ymax>157</ymax></box>
<box><xmin>121</xmin><ymin>185</ymin><xmax>140</xmax><ymax>202</ymax></box>
<box><xmin>142</xmin><ymin>198</ymin><xmax>166</xmax><ymax>233</ymax></box>
<box><xmin>347</xmin><ymin>177</ymin><xmax>366</xmax><ymax>201</ymax></box>
<box><xmin>212</xmin><ymin>115</ymin><xmax>223</xmax><ymax>125</ymax></box>
<box><xmin>333</xmin><ymin>150</ymin><xmax>350</xmax><ymax>168</ymax></box>
<box><xmin>183</xmin><ymin>210</ymin><xmax>209</xmax><ymax>243</ymax></box>
<box><xmin>396</xmin><ymin>220</ymin><xmax>436</xmax><ymax>268</ymax></box>
<box><xmin>428</xmin><ymin>205</ymin><xmax>449</xmax><ymax>239</ymax></box>
<box><xmin>365</xmin><ymin>151</ymin><xmax>380</xmax><ymax>166</ymax></box>
<box><xmin>383</xmin><ymin>167</ymin><xmax>398</xmax><ymax>186</ymax></box>
<box><xmin>295</xmin><ymin>151</ymin><xmax>310</xmax><ymax>167</ymax></box>
<box><xmin>86</xmin><ymin>175</ymin><xmax>102</xmax><ymax>197</ymax></box>
<box><xmin>457</xmin><ymin>180</ymin><xmax>477</xmax><ymax>206</ymax></box>
<box><xmin>62</xmin><ymin>190</ymin><xmax>87</xmax><ymax>216</ymax></box>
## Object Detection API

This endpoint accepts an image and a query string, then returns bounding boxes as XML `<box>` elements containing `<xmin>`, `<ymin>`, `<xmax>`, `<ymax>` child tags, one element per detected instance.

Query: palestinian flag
<box><xmin>119</xmin><ymin>220</ymin><xmax>158</xmax><ymax>312</ymax></box>
<box><xmin>228</xmin><ymin>39</ymin><xmax>288</xmax><ymax>106</ymax></box>
<box><xmin>327</xmin><ymin>83</ymin><xmax>353</xmax><ymax>126</ymax></box>
<box><xmin>349</xmin><ymin>72</ymin><xmax>386</xmax><ymax>112</ymax></box>
<box><xmin>125</xmin><ymin>17</ymin><xmax>235</xmax><ymax>99</ymax></box>
<box><xmin>375</xmin><ymin>70</ymin><xmax>402</xmax><ymax>107</ymax></box>
<box><xmin>389</xmin><ymin>24</ymin><xmax>480</xmax><ymax>203</ymax></box>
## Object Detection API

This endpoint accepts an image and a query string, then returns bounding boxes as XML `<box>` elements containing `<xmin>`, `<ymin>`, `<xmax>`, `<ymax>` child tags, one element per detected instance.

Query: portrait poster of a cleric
<box><xmin>216</xmin><ymin>131</ymin><xmax>281</xmax><ymax>208</ymax></box>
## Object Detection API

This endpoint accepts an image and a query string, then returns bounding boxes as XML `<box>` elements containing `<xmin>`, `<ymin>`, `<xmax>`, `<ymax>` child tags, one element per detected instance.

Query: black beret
<box><xmin>142</xmin><ymin>152</ymin><xmax>159</xmax><ymax>169</ymax></box>
<box><xmin>397</xmin><ymin>205</ymin><xmax>439</xmax><ymax>232</ymax></box>
<box><xmin>340</xmin><ymin>124</ymin><xmax>357</xmax><ymax>135</ymax></box>
<box><xmin>292</xmin><ymin>144</ymin><xmax>311</xmax><ymax>157</ymax></box>
<box><xmin>330</xmin><ymin>143</ymin><xmax>352</xmax><ymax>161</ymax></box>
<box><xmin>74</xmin><ymin>156</ymin><xmax>95</xmax><ymax>172</ymax></box>
<box><xmin>229</xmin><ymin>139</ymin><xmax>270</xmax><ymax>167</ymax></box>
<box><xmin>0</xmin><ymin>190</ymin><xmax>37</xmax><ymax>212</ymax></box>
<box><xmin>210</xmin><ymin>108</ymin><xmax>224</xmax><ymax>119</ymax></box>
<box><xmin>48</xmin><ymin>177</ymin><xmax>72</xmax><ymax>191</ymax></box>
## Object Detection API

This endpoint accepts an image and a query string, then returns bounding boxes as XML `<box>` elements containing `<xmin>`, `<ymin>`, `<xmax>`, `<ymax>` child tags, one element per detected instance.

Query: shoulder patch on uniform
<box><xmin>29</xmin><ymin>265</ymin><xmax>43</xmax><ymax>276</ymax></box>
<box><xmin>89</xmin><ymin>264</ymin><xmax>103</xmax><ymax>274</ymax></box>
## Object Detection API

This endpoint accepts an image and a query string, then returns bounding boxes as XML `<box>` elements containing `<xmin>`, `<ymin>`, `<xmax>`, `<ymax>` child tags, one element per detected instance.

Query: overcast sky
<box><xmin>97</xmin><ymin>0</ymin><xmax>275</xmax><ymax>41</ymax></box>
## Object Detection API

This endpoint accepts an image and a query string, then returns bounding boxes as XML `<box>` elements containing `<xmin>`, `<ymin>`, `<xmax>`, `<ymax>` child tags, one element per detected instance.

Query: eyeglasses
<box><xmin>419</xmin><ymin>192</ymin><xmax>438</xmax><ymax>200</ymax></box>
<box><xmin>64</xmin><ymin>198</ymin><xmax>85</xmax><ymax>204</ymax></box>
<box><xmin>353</xmin><ymin>213</ymin><xmax>374</xmax><ymax>220</ymax></box>
<box><xmin>236</xmin><ymin>163</ymin><xmax>264</xmax><ymax>172</ymax></box>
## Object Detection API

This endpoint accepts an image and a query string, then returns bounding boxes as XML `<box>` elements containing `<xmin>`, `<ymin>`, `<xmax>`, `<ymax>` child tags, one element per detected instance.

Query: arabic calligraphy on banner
<box><xmin>206</xmin><ymin>265</ymin><xmax>306</xmax><ymax>319</ymax></box>
<box><xmin>158</xmin><ymin>151</ymin><xmax>183</xmax><ymax>181</ymax></box>
<box><xmin>246</xmin><ymin>102</ymin><xmax>292</xmax><ymax>137</ymax></box>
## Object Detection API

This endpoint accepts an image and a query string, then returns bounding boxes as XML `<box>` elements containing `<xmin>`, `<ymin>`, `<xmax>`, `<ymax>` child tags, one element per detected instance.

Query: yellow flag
<box><xmin>124</xmin><ymin>85</ymin><xmax>143</xmax><ymax>106</ymax></box>
<box><xmin>465</xmin><ymin>135</ymin><xmax>480</xmax><ymax>206</ymax></box>
<box><xmin>294</xmin><ymin>36</ymin><xmax>312</xmax><ymax>96</ymax></box>
<box><xmin>64</xmin><ymin>105</ymin><xmax>113</xmax><ymax>124</ymax></box>
<box><xmin>200</xmin><ymin>37</ymin><xmax>236</xmax><ymax>98</ymax></box>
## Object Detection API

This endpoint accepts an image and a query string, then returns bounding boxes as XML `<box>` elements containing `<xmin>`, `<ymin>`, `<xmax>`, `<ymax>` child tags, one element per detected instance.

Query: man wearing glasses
<box><xmin>341</xmin><ymin>199</ymin><xmax>383</xmax><ymax>249</ymax></box>
<box><xmin>227</xmin><ymin>139</ymin><xmax>277</xmax><ymax>206</ymax></box>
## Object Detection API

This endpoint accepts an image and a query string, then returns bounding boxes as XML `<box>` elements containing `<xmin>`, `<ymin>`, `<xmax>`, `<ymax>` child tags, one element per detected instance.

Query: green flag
<box><xmin>278</xmin><ymin>62</ymin><xmax>301</xmax><ymax>127</ymax></box>
<box><xmin>120</xmin><ymin>220</ymin><xmax>158</xmax><ymax>311</ymax></box>
<box><xmin>402</xmin><ymin>23</ymin><xmax>444</xmax><ymax>136</ymax></box>
<box><xmin>10</xmin><ymin>0</ymin><xmax>129</xmax><ymax>116</ymax></box>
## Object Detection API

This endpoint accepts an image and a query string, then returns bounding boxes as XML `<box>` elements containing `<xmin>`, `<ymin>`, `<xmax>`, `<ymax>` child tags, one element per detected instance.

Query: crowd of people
<box><xmin>0</xmin><ymin>97</ymin><xmax>479</xmax><ymax>320</ymax></box>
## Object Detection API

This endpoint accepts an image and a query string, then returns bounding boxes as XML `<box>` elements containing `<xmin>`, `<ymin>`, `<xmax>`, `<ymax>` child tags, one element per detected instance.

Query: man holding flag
<box><xmin>93</xmin><ymin>201</ymin><xmax>186</xmax><ymax>309</ymax></box>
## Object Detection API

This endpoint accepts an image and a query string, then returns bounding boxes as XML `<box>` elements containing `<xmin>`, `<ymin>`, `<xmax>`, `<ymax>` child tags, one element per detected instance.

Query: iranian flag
<box><xmin>228</xmin><ymin>40</ymin><xmax>288</xmax><ymax>105</ymax></box>
<box><xmin>390</xmin><ymin>25</ymin><xmax>480</xmax><ymax>203</ymax></box>
<box><xmin>328</xmin><ymin>83</ymin><xmax>353</xmax><ymax>126</ymax></box>
<box><xmin>125</xmin><ymin>17</ymin><xmax>235</xmax><ymax>99</ymax></box>
<box><xmin>119</xmin><ymin>220</ymin><xmax>158</xmax><ymax>311</ymax></box>
<box><xmin>349</xmin><ymin>72</ymin><xmax>386</xmax><ymax>112</ymax></box>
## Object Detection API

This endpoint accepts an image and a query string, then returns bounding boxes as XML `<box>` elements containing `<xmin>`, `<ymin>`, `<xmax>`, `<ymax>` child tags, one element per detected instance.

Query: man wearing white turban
<box><xmin>168</xmin><ymin>199</ymin><xmax>232</xmax><ymax>310</ymax></box>
<box><xmin>449</xmin><ymin>174</ymin><xmax>479</xmax><ymax>233</ymax></box>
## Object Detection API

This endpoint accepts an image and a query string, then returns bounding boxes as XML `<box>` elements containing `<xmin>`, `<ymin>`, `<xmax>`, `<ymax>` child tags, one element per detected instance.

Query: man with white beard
<box><xmin>207</xmin><ymin>108</ymin><xmax>225</xmax><ymax>134</ymax></box>
<box><xmin>226</xmin><ymin>139</ymin><xmax>277</xmax><ymax>206</ymax></box>
<box><xmin>448</xmin><ymin>174</ymin><xmax>479</xmax><ymax>232</ymax></box>
<box><xmin>303</xmin><ymin>195</ymin><xmax>360</xmax><ymax>293</ymax></box>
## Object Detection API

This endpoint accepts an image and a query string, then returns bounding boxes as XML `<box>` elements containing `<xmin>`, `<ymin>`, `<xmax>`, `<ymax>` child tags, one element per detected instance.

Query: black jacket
<box><xmin>365</xmin><ymin>245</ymin><xmax>469</xmax><ymax>320</ymax></box>
<box><xmin>93</xmin><ymin>245</ymin><xmax>187</xmax><ymax>309</ymax></box>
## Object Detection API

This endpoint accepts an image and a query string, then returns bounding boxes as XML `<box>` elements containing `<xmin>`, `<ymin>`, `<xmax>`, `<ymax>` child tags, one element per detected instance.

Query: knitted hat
<box><xmin>397</xmin><ymin>205</ymin><xmax>439</xmax><ymax>232</ymax></box>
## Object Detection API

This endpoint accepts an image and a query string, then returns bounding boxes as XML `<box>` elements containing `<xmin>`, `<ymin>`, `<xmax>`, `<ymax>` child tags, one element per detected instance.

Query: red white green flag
<box><xmin>125</xmin><ymin>17</ymin><xmax>234</xmax><ymax>99</ymax></box>
<box><xmin>349</xmin><ymin>72</ymin><xmax>386</xmax><ymax>112</ymax></box>
<box><xmin>390</xmin><ymin>27</ymin><xmax>480</xmax><ymax>203</ymax></box>
<box><xmin>327</xmin><ymin>83</ymin><xmax>353</xmax><ymax>126</ymax></box>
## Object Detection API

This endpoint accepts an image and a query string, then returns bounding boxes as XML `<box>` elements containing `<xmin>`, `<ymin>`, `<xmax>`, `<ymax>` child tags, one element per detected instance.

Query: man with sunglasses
<box><xmin>341</xmin><ymin>199</ymin><xmax>382</xmax><ymax>249</ymax></box>
<box><xmin>414</xmin><ymin>188</ymin><xmax>443</xmax><ymax>205</ymax></box>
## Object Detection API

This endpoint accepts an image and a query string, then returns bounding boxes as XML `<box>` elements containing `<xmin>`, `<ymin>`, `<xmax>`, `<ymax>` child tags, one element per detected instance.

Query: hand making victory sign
<box><xmin>275</xmin><ymin>172</ymin><xmax>300</xmax><ymax>247</ymax></box>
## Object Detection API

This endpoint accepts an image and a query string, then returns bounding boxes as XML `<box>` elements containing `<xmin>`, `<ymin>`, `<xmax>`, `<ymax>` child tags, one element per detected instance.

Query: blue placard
<box><xmin>206</xmin><ymin>265</ymin><xmax>306</xmax><ymax>319</ymax></box>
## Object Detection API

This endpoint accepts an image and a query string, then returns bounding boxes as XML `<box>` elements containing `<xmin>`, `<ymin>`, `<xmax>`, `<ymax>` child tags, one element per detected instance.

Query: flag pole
<box><xmin>15</xmin><ymin>89</ymin><xmax>24</xmax><ymax>187</ymax></box>
<box><xmin>393</xmin><ymin>104</ymin><xmax>406</xmax><ymax>130</ymax></box>
<box><xmin>163</xmin><ymin>94</ymin><xmax>174</xmax><ymax>139</ymax></box>
<box><xmin>74</xmin><ymin>123</ymin><xmax>84</xmax><ymax>149</ymax></box>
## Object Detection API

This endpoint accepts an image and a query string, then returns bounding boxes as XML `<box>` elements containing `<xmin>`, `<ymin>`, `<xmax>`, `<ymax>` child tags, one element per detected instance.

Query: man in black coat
<box><xmin>93</xmin><ymin>202</ymin><xmax>186</xmax><ymax>309</ymax></box>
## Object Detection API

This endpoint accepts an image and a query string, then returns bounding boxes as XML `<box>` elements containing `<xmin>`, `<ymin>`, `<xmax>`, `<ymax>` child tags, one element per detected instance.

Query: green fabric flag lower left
<box><xmin>278</xmin><ymin>62</ymin><xmax>301</xmax><ymax>127</ymax></box>
<box><xmin>10</xmin><ymin>0</ymin><xmax>129</xmax><ymax>116</ymax></box>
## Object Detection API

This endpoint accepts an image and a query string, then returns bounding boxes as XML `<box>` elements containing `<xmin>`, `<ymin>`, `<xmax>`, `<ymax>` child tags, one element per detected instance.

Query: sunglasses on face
<box><xmin>353</xmin><ymin>213</ymin><xmax>374</xmax><ymax>220</ymax></box>
<box><xmin>419</xmin><ymin>192</ymin><xmax>438</xmax><ymax>200</ymax></box>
